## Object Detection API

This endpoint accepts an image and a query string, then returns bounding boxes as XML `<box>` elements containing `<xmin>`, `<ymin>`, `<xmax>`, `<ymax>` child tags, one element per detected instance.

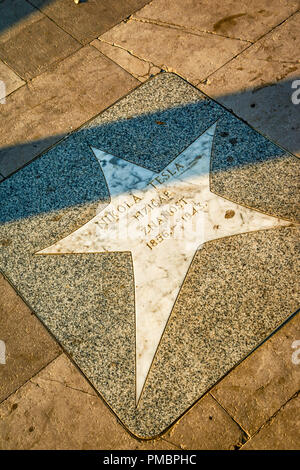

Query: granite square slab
<box><xmin>0</xmin><ymin>73</ymin><xmax>299</xmax><ymax>438</ymax></box>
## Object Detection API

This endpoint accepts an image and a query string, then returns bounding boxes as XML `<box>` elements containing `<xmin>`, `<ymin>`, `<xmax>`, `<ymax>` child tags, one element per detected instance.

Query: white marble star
<box><xmin>38</xmin><ymin>122</ymin><xmax>290</xmax><ymax>402</ymax></box>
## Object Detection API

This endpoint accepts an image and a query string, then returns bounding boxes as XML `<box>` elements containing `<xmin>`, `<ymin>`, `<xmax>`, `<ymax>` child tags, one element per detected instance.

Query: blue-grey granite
<box><xmin>0</xmin><ymin>73</ymin><xmax>299</xmax><ymax>438</ymax></box>
<box><xmin>211</xmin><ymin>113</ymin><xmax>300</xmax><ymax>222</ymax></box>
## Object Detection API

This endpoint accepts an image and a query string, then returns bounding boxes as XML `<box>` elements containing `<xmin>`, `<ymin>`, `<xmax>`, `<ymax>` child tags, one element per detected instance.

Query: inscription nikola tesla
<box><xmin>38</xmin><ymin>122</ymin><xmax>289</xmax><ymax>401</ymax></box>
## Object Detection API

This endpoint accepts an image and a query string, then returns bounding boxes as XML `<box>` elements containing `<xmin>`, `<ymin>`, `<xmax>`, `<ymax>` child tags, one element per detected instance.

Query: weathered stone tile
<box><xmin>164</xmin><ymin>394</ymin><xmax>246</xmax><ymax>450</ymax></box>
<box><xmin>99</xmin><ymin>19</ymin><xmax>249</xmax><ymax>84</ymax></box>
<box><xmin>30</xmin><ymin>0</ymin><xmax>152</xmax><ymax>44</ymax></box>
<box><xmin>91</xmin><ymin>39</ymin><xmax>161</xmax><ymax>81</ymax></box>
<box><xmin>0</xmin><ymin>0</ymin><xmax>43</xmax><ymax>44</ymax></box>
<box><xmin>0</xmin><ymin>60</ymin><xmax>24</xmax><ymax>99</ymax></box>
<box><xmin>200</xmin><ymin>12</ymin><xmax>300</xmax><ymax>157</ymax></box>
<box><xmin>211</xmin><ymin>313</ymin><xmax>300</xmax><ymax>436</ymax></box>
<box><xmin>0</xmin><ymin>16</ymin><xmax>81</xmax><ymax>80</ymax></box>
<box><xmin>133</xmin><ymin>0</ymin><xmax>300</xmax><ymax>41</ymax></box>
<box><xmin>242</xmin><ymin>394</ymin><xmax>300</xmax><ymax>450</ymax></box>
<box><xmin>0</xmin><ymin>273</ymin><xmax>61</xmax><ymax>403</ymax></box>
<box><xmin>0</xmin><ymin>45</ymin><xmax>138</xmax><ymax>176</ymax></box>
<box><xmin>0</xmin><ymin>354</ymin><xmax>177</xmax><ymax>450</ymax></box>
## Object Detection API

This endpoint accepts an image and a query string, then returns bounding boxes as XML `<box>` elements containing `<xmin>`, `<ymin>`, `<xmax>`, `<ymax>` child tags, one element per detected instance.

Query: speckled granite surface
<box><xmin>0</xmin><ymin>73</ymin><xmax>299</xmax><ymax>438</ymax></box>
<box><xmin>211</xmin><ymin>113</ymin><xmax>300</xmax><ymax>222</ymax></box>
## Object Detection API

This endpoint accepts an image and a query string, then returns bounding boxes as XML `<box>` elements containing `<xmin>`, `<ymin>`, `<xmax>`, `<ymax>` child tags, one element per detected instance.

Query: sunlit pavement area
<box><xmin>0</xmin><ymin>0</ymin><xmax>299</xmax><ymax>450</ymax></box>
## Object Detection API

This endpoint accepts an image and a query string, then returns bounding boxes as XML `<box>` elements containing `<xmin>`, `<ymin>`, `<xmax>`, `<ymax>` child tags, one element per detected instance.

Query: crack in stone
<box><xmin>98</xmin><ymin>38</ymin><xmax>199</xmax><ymax>84</ymax></box>
<box><xmin>31</xmin><ymin>377</ymin><xmax>97</xmax><ymax>398</ymax></box>
<box><xmin>130</xmin><ymin>16</ymin><xmax>253</xmax><ymax>43</ymax></box>
<box><xmin>98</xmin><ymin>38</ymin><xmax>158</xmax><ymax>68</ymax></box>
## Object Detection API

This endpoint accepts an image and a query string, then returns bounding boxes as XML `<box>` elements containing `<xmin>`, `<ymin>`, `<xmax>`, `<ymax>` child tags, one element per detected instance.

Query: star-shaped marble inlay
<box><xmin>38</xmin><ymin>122</ymin><xmax>289</xmax><ymax>402</ymax></box>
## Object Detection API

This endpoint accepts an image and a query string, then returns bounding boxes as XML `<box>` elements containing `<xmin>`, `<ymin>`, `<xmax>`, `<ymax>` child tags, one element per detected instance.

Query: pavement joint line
<box><xmin>196</xmin><ymin>8</ymin><xmax>300</xmax><ymax>85</ymax></box>
<box><xmin>160</xmin><ymin>436</ymin><xmax>182</xmax><ymax>450</ymax></box>
<box><xmin>209</xmin><ymin>392</ymin><xmax>250</xmax><ymax>439</ymax></box>
<box><xmin>25</xmin><ymin>0</ymin><xmax>85</xmax><ymax>46</ymax></box>
<box><xmin>130</xmin><ymin>15</ymin><xmax>254</xmax><ymax>43</ymax></box>
<box><xmin>0</xmin><ymin>352</ymin><xmax>64</xmax><ymax>407</ymax></box>
<box><xmin>90</xmin><ymin>42</ymin><xmax>152</xmax><ymax>82</ymax></box>
<box><xmin>1</xmin><ymin>40</ymin><xmax>85</xmax><ymax>83</ymax></box>
<box><xmin>0</xmin><ymin>81</ymin><xmax>26</xmax><ymax>101</ymax></box>
<box><xmin>88</xmin><ymin>42</ymin><xmax>141</xmax><ymax>82</ymax></box>
<box><xmin>0</xmin><ymin>55</ymin><xmax>25</xmax><ymax>82</ymax></box>
<box><xmin>239</xmin><ymin>390</ymin><xmax>300</xmax><ymax>449</ymax></box>
<box><xmin>25</xmin><ymin>0</ymin><xmax>154</xmax><ymax>46</ymax></box>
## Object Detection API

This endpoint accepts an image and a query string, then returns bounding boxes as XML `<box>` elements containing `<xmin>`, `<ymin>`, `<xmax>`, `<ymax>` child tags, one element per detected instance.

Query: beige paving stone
<box><xmin>99</xmin><ymin>19</ymin><xmax>249</xmax><ymax>85</ymax></box>
<box><xmin>91</xmin><ymin>39</ymin><xmax>161</xmax><ymax>81</ymax></box>
<box><xmin>0</xmin><ymin>274</ymin><xmax>61</xmax><ymax>404</ymax></box>
<box><xmin>133</xmin><ymin>0</ymin><xmax>300</xmax><ymax>42</ymax></box>
<box><xmin>0</xmin><ymin>354</ymin><xmax>178</xmax><ymax>450</ymax></box>
<box><xmin>200</xmin><ymin>12</ymin><xmax>300</xmax><ymax>157</ymax></box>
<box><xmin>30</xmin><ymin>0</ymin><xmax>152</xmax><ymax>45</ymax></box>
<box><xmin>211</xmin><ymin>313</ymin><xmax>300</xmax><ymax>437</ymax></box>
<box><xmin>0</xmin><ymin>16</ymin><xmax>81</xmax><ymax>80</ymax></box>
<box><xmin>163</xmin><ymin>394</ymin><xmax>246</xmax><ymax>450</ymax></box>
<box><xmin>0</xmin><ymin>45</ymin><xmax>138</xmax><ymax>177</ymax></box>
<box><xmin>0</xmin><ymin>60</ymin><xmax>24</xmax><ymax>99</ymax></box>
<box><xmin>0</xmin><ymin>0</ymin><xmax>43</xmax><ymax>44</ymax></box>
<box><xmin>242</xmin><ymin>394</ymin><xmax>300</xmax><ymax>450</ymax></box>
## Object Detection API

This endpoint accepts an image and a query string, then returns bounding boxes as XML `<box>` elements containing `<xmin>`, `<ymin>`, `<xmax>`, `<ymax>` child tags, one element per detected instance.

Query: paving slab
<box><xmin>132</xmin><ymin>0</ymin><xmax>300</xmax><ymax>42</ymax></box>
<box><xmin>0</xmin><ymin>45</ymin><xmax>138</xmax><ymax>177</ymax></box>
<box><xmin>0</xmin><ymin>354</ymin><xmax>178</xmax><ymax>450</ymax></box>
<box><xmin>0</xmin><ymin>73</ymin><xmax>298</xmax><ymax>438</ymax></box>
<box><xmin>0</xmin><ymin>60</ymin><xmax>24</xmax><ymax>100</ymax></box>
<box><xmin>0</xmin><ymin>0</ymin><xmax>43</xmax><ymax>44</ymax></box>
<box><xmin>0</xmin><ymin>273</ymin><xmax>61</xmax><ymax>404</ymax></box>
<box><xmin>242</xmin><ymin>394</ymin><xmax>300</xmax><ymax>450</ymax></box>
<box><xmin>30</xmin><ymin>0</ymin><xmax>152</xmax><ymax>45</ymax></box>
<box><xmin>91</xmin><ymin>39</ymin><xmax>161</xmax><ymax>82</ymax></box>
<box><xmin>200</xmin><ymin>12</ymin><xmax>300</xmax><ymax>157</ymax></box>
<box><xmin>164</xmin><ymin>394</ymin><xmax>246</xmax><ymax>450</ymax></box>
<box><xmin>0</xmin><ymin>14</ymin><xmax>81</xmax><ymax>80</ymax></box>
<box><xmin>211</xmin><ymin>313</ymin><xmax>300</xmax><ymax>436</ymax></box>
<box><xmin>98</xmin><ymin>18</ymin><xmax>249</xmax><ymax>84</ymax></box>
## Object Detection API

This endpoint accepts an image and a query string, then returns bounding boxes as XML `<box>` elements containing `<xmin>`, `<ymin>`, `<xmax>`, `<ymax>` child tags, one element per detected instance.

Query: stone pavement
<box><xmin>0</xmin><ymin>0</ymin><xmax>299</xmax><ymax>450</ymax></box>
